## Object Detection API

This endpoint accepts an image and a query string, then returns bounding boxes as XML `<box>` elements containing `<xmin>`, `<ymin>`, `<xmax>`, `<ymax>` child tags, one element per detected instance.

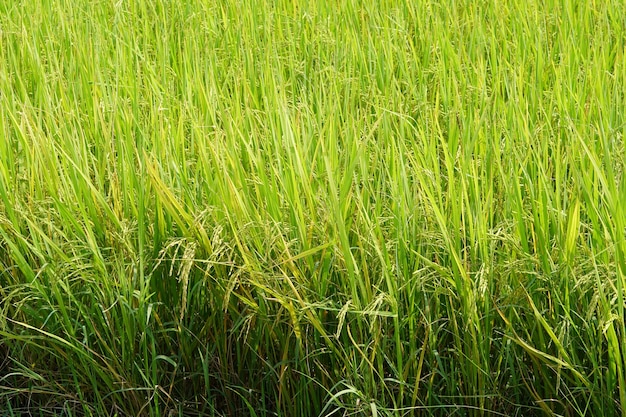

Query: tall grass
<box><xmin>0</xmin><ymin>0</ymin><xmax>625</xmax><ymax>415</ymax></box>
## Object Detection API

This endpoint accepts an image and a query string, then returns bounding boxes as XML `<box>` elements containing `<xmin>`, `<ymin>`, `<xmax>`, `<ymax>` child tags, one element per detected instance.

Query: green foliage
<box><xmin>1</xmin><ymin>0</ymin><xmax>625</xmax><ymax>415</ymax></box>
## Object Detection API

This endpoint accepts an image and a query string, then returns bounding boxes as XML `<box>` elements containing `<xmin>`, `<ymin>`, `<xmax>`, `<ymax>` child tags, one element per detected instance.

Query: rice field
<box><xmin>1</xmin><ymin>0</ymin><xmax>625</xmax><ymax>415</ymax></box>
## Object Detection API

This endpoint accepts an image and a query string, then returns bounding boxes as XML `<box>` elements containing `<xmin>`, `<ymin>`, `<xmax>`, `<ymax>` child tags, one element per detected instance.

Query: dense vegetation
<box><xmin>1</xmin><ymin>0</ymin><xmax>625</xmax><ymax>415</ymax></box>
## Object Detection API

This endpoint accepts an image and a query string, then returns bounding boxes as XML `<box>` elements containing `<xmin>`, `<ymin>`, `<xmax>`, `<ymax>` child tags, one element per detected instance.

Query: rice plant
<box><xmin>1</xmin><ymin>0</ymin><xmax>625</xmax><ymax>415</ymax></box>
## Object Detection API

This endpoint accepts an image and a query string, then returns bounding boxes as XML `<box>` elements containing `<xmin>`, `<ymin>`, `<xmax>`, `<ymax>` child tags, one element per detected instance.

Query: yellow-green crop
<box><xmin>1</xmin><ymin>0</ymin><xmax>625</xmax><ymax>416</ymax></box>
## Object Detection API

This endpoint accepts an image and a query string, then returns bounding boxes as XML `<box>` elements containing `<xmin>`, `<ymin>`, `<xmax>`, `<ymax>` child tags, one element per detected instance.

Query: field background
<box><xmin>1</xmin><ymin>0</ymin><xmax>625</xmax><ymax>416</ymax></box>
